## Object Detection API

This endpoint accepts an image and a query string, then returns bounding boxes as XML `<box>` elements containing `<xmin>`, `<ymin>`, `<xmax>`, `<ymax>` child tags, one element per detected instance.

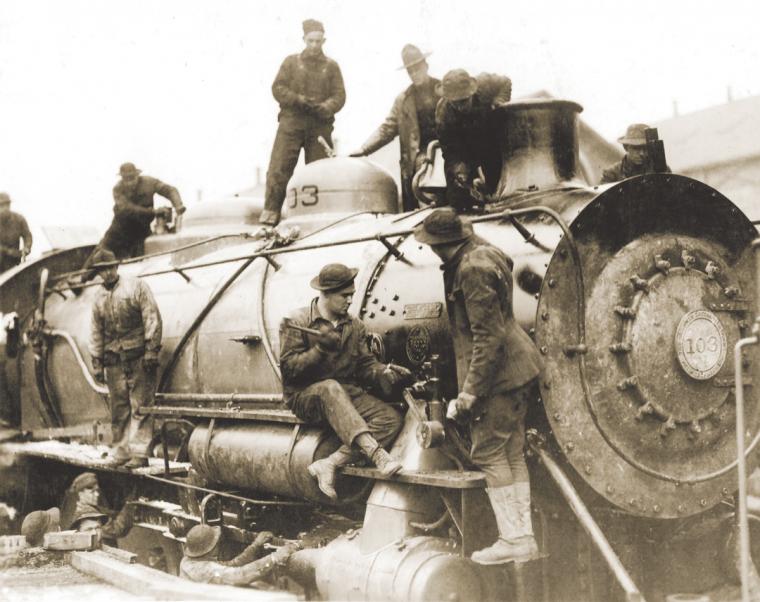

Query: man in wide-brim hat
<box><xmin>0</xmin><ymin>191</ymin><xmax>33</xmax><ymax>274</ymax></box>
<box><xmin>350</xmin><ymin>44</ymin><xmax>441</xmax><ymax>212</ymax></box>
<box><xmin>279</xmin><ymin>263</ymin><xmax>414</xmax><ymax>500</ymax></box>
<box><xmin>414</xmin><ymin>208</ymin><xmax>543</xmax><ymax>565</ymax></box>
<box><xmin>599</xmin><ymin>123</ymin><xmax>671</xmax><ymax>183</ymax></box>
<box><xmin>435</xmin><ymin>68</ymin><xmax>513</xmax><ymax>212</ymax></box>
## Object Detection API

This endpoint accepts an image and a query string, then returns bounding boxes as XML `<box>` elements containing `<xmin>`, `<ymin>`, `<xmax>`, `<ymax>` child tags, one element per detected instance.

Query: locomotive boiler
<box><xmin>1</xmin><ymin>98</ymin><xmax>759</xmax><ymax>601</ymax></box>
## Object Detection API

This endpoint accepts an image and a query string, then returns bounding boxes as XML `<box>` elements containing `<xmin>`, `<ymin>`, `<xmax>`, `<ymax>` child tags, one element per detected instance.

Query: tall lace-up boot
<box><xmin>355</xmin><ymin>433</ymin><xmax>402</xmax><ymax>477</ymax></box>
<box><xmin>307</xmin><ymin>445</ymin><xmax>358</xmax><ymax>500</ymax></box>
<box><xmin>471</xmin><ymin>483</ymin><xmax>538</xmax><ymax>565</ymax></box>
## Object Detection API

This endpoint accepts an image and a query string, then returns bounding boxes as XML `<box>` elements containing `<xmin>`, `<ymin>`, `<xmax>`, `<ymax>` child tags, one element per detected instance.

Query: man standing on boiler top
<box><xmin>260</xmin><ymin>19</ymin><xmax>346</xmax><ymax>227</ymax></box>
<box><xmin>350</xmin><ymin>44</ymin><xmax>441</xmax><ymax>212</ymax></box>
<box><xmin>89</xmin><ymin>249</ymin><xmax>162</xmax><ymax>469</ymax></box>
<box><xmin>279</xmin><ymin>263</ymin><xmax>412</xmax><ymax>500</ymax></box>
<box><xmin>414</xmin><ymin>208</ymin><xmax>542</xmax><ymax>564</ymax></box>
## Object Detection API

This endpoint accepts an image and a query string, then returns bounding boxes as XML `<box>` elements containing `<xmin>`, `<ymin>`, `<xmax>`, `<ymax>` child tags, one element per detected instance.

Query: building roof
<box><xmin>654</xmin><ymin>94</ymin><xmax>760</xmax><ymax>171</ymax></box>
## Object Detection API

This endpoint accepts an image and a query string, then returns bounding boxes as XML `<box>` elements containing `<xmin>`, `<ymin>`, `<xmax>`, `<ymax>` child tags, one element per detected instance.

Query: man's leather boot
<box><xmin>259</xmin><ymin>209</ymin><xmax>280</xmax><ymax>226</ymax></box>
<box><xmin>471</xmin><ymin>484</ymin><xmax>539</xmax><ymax>565</ymax></box>
<box><xmin>307</xmin><ymin>445</ymin><xmax>357</xmax><ymax>500</ymax></box>
<box><xmin>355</xmin><ymin>433</ymin><xmax>402</xmax><ymax>477</ymax></box>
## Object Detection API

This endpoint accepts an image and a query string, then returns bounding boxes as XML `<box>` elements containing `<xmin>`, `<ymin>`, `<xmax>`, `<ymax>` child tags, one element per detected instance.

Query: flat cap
<box><xmin>310</xmin><ymin>263</ymin><xmax>358</xmax><ymax>292</ymax></box>
<box><xmin>302</xmin><ymin>19</ymin><xmax>324</xmax><ymax>35</ymax></box>
<box><xmin>413</xmin><ymin>208</ymin><xmax>473</xmax><ymax>246</ymax></box>
<box><xmin>70</xmin><ymin>472</ymin><xmax>98</xmax><ymax>493</ymax></box>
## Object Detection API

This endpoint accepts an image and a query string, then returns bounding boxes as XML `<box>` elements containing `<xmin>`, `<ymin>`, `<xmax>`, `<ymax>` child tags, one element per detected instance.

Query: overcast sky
<box><xmin>1</xmin><ymin>0</ymin><xmax>759</xmax><ymax>236</ymax></box>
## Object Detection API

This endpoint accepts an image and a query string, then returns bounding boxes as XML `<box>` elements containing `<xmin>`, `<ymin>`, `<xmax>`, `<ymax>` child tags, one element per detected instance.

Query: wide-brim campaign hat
<box><xmin>436</xmin><ymin>69</ymin><xmax>478</xmax><ymax>101</ymax></box>
<box><xmin>617</xmin><ymin>123</ymin><xmax>650</xmax><ymax>146</ymax></box>
<box><xmin>414</xmin><ymin>208</ymin><xmax>474</xmax><ymax>245</ymax></box>
<box><xmin>310</xmin><ymin>263</ymin><xmax>358</xmax><ymax>292</ymax></box>
<box><xmin>91</xmin><ymin>248</ymin><xmax>118</xmax><ymax>270</ymax></box>
<box><xmin>398</xmin><ymin>44</ymin><xmax>432</xmax><ymax>70</ymax></box>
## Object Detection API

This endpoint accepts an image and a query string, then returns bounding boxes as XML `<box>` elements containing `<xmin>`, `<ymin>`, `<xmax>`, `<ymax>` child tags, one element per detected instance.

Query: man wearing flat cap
<box><xmin>60</xmin><ymin>472</ymin><xmax>134</xmax><ymax>540</ymax></box>
<box><xmin>350</xmin><ymin>44</ymin><xmax>441</xmax><ymax>212</ymax></box>
<box><xmin>78</xmin><ymin>162</ymin><xmax>185</xmax><ymax>284</ymax></box>
<box><xmin>89</xmin><ymin>248</ymin><xmax>162</xmax><ymax>469</ymax></box>
<box><xmin>414</xmin><ymin>208</ymin><xmax>542</xmax><ymax>565</ymax></box>
<box><xmin>600</xmin><ymin>123</ymin><xmax>671</xmax><ymax>184</ymax></box>
<box><xmin>0</xmin><ymin>192</ymin><xmax>33</xmax><ymax>274</ymax></box>
<box><xmin>279</xmin><ymin>263</ymin><xmax>412</xmax><ymax>499</ymax></box>
<box><xmin>261</xmin><ymin>19</ymin><xmax>346</xmax><ymax>226</ymax></box>
<box><xmin>435</xmin><ymin>69</ymin><xmax>512</xmax><ymax>212</ymax></box>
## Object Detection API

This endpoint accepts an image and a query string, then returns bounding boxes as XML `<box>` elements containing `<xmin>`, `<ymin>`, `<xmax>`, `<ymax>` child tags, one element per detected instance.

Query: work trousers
<box><xmin>264</xmin><ymin>118</ymin><xmax>333</xmax><ymax>215</ymax></box>
<box><xmin>469</xmin><ymin>379</ymin><xmax>538</xmax><ymax>488</ymax></box>
<box><xmin>289</xmin><ymin>379</ymin><xmax>402</xmax><ymax>450</ymax></box>
<box><xmin>106</xmin><ymin>355</ymin><xmax>155</xmax><ymax>459</ymax></box>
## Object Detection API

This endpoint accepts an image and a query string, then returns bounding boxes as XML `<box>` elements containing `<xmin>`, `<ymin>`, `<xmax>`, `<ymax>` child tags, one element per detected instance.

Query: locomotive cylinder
<box><xmin>187</xmin><ymin>422</ymin><xmax>363</xmax><ymax>503</ymax></box>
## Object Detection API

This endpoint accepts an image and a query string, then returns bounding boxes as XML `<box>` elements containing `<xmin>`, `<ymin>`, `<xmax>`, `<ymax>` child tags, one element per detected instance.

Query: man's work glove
<box><xmin>348</xmin><ymin>148</ymin><xmax>366</xmax><ymax>158</ymax></box>
<box><xmin>446</xmin><ymin>392</ymin><xmax>478</xmax><ymax>424</ymax></box>
<box><xmin>92</xmin><ymin>357</ymin><xmax>105</xmax><ymax>383</ymax></box>
<box><xmin>315</xmin><ymin>324</ymin><xmax>342</xmax><ymax>353</ymax></box>
<box><xmin>271</xmin><ymin>542</ymin><xmax>303</xmax><ymax>566</ymax></box>
<box><xmin>143</xmin><ymin>354</ymin><xmax>160</xmax><ymax>372</ymax></box>
<box><xmin>383</xmin><ymin>363</ymin><xmax>414</xmax><ymax>387</ymax></box>
<box><xmin>253</xmin><ymin>531</ymin><xmax>275</xmax><ymax>547</ymax></box>
<box><xmin>313</xmin><ymin>102</ymin><xmax>334</xmax><ymax>121</ymax></box>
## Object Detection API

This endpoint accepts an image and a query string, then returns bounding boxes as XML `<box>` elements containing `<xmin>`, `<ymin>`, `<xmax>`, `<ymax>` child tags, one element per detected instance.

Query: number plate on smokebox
<box><xmin>675</xmin><ymin>310</ymin><xmax>727</xmax><ymax>380</ymax></box>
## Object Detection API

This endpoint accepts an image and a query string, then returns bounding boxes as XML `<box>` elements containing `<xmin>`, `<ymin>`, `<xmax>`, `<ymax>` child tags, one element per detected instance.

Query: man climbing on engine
<box><xmin>435</xmin><ymin>69</ymin><xmax>512</xmax><ymax>212</ymax></box>
<box><xmin>279</xmin><ymin>263</ymin><xmax>413</xmax><ymax>500</ymax></box>
<box><xmin>89</xmin><ymin>249</ymin><xmax>162</xmax><ymax>469</ymax></box>
<box><xmin>0</xmin><ymin>192</ymin><xmax>32</xmax><ymax>274</ymax></box>
<box><xmin>77</xmin><ymin>162</ymin><xmax>185</xmax><ymax>285</ymax></box>
<box><xmin>349</xmin><ymin>44</ymin><xmax>441</xmax><ymax>212</ymax></box>
<box><xmin>414</xmin><ymin>208</ymin><xmax>542</xmax><ymax>565</ymax></box>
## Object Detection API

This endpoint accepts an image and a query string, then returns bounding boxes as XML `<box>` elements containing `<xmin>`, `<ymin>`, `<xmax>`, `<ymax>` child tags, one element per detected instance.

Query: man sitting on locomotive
<box><xmin>279</xmin><ymin>263</ymin><xmax>413</xmax><ymax>500</ymax></box>
<box><xmin>415</xmin><ymin>209</ymin><xmax>542</xmax><ymax>565</ymax></box>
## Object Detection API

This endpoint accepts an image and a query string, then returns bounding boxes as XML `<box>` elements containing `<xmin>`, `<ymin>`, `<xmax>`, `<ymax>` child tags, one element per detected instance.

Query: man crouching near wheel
<box><xmin>279</xmin><ymin>263</ymin><xmax>413</xmax><ymax>500</ymax></box>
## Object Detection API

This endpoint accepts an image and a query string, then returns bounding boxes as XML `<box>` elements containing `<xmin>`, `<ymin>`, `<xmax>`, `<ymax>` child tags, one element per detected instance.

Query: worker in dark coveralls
<box><xmin>180</xmin><ymin>524</ymin><xmax>300</xmax><ymax>586</ymax></box>
<box><xmin>260</xmin><ymin>19</ymin><xmax>346</xmax><ymax>226</ymax></box>
<box><xmin>79</xmin><ymin>162</ymin><xmax>185</xmax><ymax>283</ymax></box>
<box><xmin>0</xmin><ymin>192</ymin><xmax>32</xmax><ymax>274</ymax></box>
<box><xmin>414</xmin><ymin>209</ymin><xmax>542</xmax><ymax>565</ymax></box>
<box><xmin>435</xmin><ymin>69</ymin><xmax>512</xmax><ymax>212</ymax></box>
<box><xmin>89</xmin><ymin>249</ymin><xmax>162</xmax><ymax>469</ymax></box>
<box><xmin>599</xmin><ymin>123</ymin><xmax>671</xmax><ymax>184</ymax></box>
<box><xmin>349</xmin><ymin>44</ymin><xmax>441</xmax><ymax>212</ymax></box>
<box><xmin>279</xmin><ymin>263</ymin><xmax>412</xmax><ymax>499</ymax></box>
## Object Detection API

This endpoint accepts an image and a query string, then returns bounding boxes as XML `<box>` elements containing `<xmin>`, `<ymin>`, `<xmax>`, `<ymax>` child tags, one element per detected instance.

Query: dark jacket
<box><xmin>436</xmin><ymin>73</ymin><xmax>512</xmax><ymax>190</ymax></box>
<box><xmin>279</xmin><ymin>299</ymin><xmax>386</xmax><ymax>402</ymax></box>
<box><xmin>0</xmin><ymin>211</ymin><xmax>32</xmax><ymax>256</ymax></box>
<box><xmin>89</xmin><ymin>275</ymin><xmax>162</xmax><ymax>365</ymax></box>
<box><xmin>359</xmin><ymin>78</ymin><xmax>441</xmax><ymax>209</ymax></box>
<box><xmin>443</xmin><ymin>235</ymin><xmax>541</xmax><ymax>398</ymax></box>
<box><xmin>599</xmin><ymin>155</ymin><xmax>671</xmax><ymax>184</ymax></box>
<box><xmin>104</xmin><ymin>175</ymin><xmax>183</xmax><ymax>248</ymax></box>
<box><xmin>272</xmin><ymin>50</ymin><xmax>346</xmax><ymax>124</ymax></box>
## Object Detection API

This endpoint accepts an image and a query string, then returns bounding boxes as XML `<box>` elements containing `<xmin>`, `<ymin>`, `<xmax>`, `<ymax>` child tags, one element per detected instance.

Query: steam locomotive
<box><xmin>1</xmin><ymin>98</ymin><xmax>758</xmax><ymax>601</ymax></box>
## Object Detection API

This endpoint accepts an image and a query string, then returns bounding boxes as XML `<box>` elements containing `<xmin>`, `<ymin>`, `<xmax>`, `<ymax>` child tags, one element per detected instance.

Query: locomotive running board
<box><xmin>340</xmin><ymin>465</ymin><xmax>486</xmax><ymax>489</ymax></box>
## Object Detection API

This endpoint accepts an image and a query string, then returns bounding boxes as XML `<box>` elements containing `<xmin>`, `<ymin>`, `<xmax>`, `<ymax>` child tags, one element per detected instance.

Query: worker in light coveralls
<box><xmin>414</xmin><ymin>208</ymin><xmax>542</xmax><ymax>564</ymax></box>
<box><xmin>180</xmin><ymin>524</ymin><xmax>300</xmax><ymax>586</ymax></box>
<box><xmin>279</xmin><ymin>263</ymin><xmax>413</xmax><ymax>500</ymax></box>
<box><xmin>89</xmin><ymin>249</ymin><xmax>162</xmax><ymax>469</ymax></box>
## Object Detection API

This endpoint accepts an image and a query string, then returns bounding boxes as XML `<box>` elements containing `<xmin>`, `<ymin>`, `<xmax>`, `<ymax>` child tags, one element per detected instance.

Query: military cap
<box><xmin>617</xmin><ymin>123</ymin><xmax>650</xmax><ymax>146</ymax></box>
<box><xmin>21</xmin><ymin>507</ymin><xmax>60</xmax><ymax>546</ymax></box>
<box><xmin>0</xmin><ymin>192</ymin><xmax>11</xmax><ymax>205</ymax></box>
<box><xmin>398</xmin><ymin>44</ymin><xmax>431</xmax><ymax>70</ymax></box>
<box><xmin>118</xmin><ymin>162</ymin><xmax>141</xmax><ymax>177</ymax></box>
<box><xmin>70</xmin><ymin>472</ymin><xmax>98</xmax><ymax>493</ymax></box>
<box><xmin>310</xmin><ymin>263</ymin><xmax>358</xmax><ymax>292</ymax></box>
<box><xmin>302</xmin><ymin>19</ymin><xmax>324</xmax><ymax>35</ymax></box>
<box><xmin>184</xmin><ymin>524</ymin><xmax>222</xmax><ymax>558</ymax></box>
<box><xmin>413</xmin><ymin>208</ymin><xmax>473</xmax><ymax>246</ymax></box>
<box><xmin>91</xmin><ymin>248</ymin><xmax>117</xmax><ymax>270</ymax></box>
<box><xmin>438</xmin><ymin>69</ymin><xmax>478</xmax><ymax>102</ymax></box>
